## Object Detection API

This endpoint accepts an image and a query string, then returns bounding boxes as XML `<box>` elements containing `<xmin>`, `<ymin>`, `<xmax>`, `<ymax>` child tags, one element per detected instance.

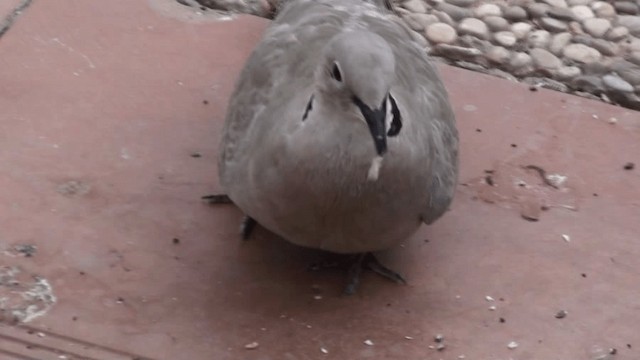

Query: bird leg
<box><xmin>202</xmin><ymin>194</ymin><xmax>258</xmax><ymax>240</ymax></box>
<box><xmin>344</xmin><ymin>252</ymin><xmax>406</xmax><ymax>295</ymax></box>
<box><xmin>201</xmin><ymin>194</ymin><xmax>233</xmax><ymax>204</ymax></box>
<box><xmin>240</xmin><ymin>216</ymin><xmax>257</xmax><ymax>240</ymax></box>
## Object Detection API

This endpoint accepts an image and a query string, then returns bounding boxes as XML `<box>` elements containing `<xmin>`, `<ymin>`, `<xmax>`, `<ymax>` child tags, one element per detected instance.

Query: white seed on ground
<box><xmin>320</xmin><ymin>347</ymin><xmax>329</xmax><ymax>354</ymax></box>
<box><xmin>507</xmin><ymin>341</ymin><xmax>519</xmax><ymax>349</ymax></box>
<box><xmin>364</xmin><ymin>339</ymin><xmax>374</xmax><ymax>346</ymax></box>
<box><xmin>485</xmin><ymin>295</ymin><xmax>495</xmax><ymax>301</ymax></box>
<box><xmin>562</xmin><ymin>234</ymin><xmax>571</xmax><ymax>242</ymax></box>
<box><xmin>245</xmin><ymin>342</ymin><xmax>259</xmax><ymax>350</ymax></box>
<box><xmin>489</xmin><ymin>305</ymin><xmax>497</xmax><ymax>310</ymax></box>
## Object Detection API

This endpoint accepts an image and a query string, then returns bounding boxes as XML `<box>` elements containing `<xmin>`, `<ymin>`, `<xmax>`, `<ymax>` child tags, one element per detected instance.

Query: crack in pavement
<box><xmin>0</xmin><ymin>0</ymin><xmax>33</xmax><ymax>39</ymax></box>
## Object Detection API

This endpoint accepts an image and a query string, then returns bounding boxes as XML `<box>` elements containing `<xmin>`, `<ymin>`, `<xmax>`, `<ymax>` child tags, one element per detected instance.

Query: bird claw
<box><xmin>201</xmin><ymin>194</ymin><xmax>233</xmax><ymax>204</ymax></box>
<box><xmin>343</xmin><ymin>252</ymin><xmax>406</xmax><ymax>295</ymax></box>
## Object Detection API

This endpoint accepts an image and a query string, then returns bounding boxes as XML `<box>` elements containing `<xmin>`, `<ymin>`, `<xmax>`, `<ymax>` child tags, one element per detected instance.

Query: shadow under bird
<box><xmin>207</xmin><ymin>0</ymin><xmax>459</xmax><ymax>294</ymax></box>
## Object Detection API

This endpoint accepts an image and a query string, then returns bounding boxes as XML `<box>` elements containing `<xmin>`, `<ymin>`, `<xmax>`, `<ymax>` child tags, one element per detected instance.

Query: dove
<box><xmin>210</xmin><ymin>0</ymin><xmax>459</xmax><ymax>294</ymax></box>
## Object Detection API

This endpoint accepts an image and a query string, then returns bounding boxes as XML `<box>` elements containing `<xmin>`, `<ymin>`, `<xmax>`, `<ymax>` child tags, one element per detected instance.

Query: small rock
<box><xmin>571</xmin><ymin>75</ymin><xmax>605</xmax><ymax>93</ymax></box>
<box><xmin>426</xmin><ymin>23</ymin><xmax>458</xmax><ymax>44</ymax></box>
<box><xmin>607</xmin><ymin>26</ymin><xmax>629</xmax><ymax>41</ymax></box>
<box><xmin>548</xmin><ymin>6</ymin><xmax>575</xmax><ymax>20</ymax></box>
<box><xmin>527</xmin><ymin>2</ymin><xmax>550</xmax><ymax>17</ymax></box>
<box><xmin>603</xmin><ymin>74</ymin><xmax>635</xmax><ymax>92</ymax></box>
<box><xmin>475</xmin><ymin>3</ymin><xmax>502</xmax><ymax>17</ymax></box>
<box><xmin>504</xmin><ymin>6</ymin><xmax>528</xmax><ymax>21</ymax></box>
<box><xmin>624</xmin><ymin>162</ymin><xmax>635</xmax><ymax>170</ymax></box>
<box><xmin>404</xmin><ymin>13</ymin><xmax>439</xmax><ymax>32</ymax></box>
<box><xmin>445</xmin><ymin>0</ymin><xmax>475</xmax><ymax>7</ymax></box>
<box><xmin>555</xmin><ymin>310</ymin><xmax>568</xmax><ymax>318</ymax></box>
<box><xmin>614</xmin><ymin>1</ymin><xmax>639</xmax><ymax>15</ymax></box>
<box><xmin>507</xmin><ymin>341</ymin><xmax>519</xmax><ymax>349</ymax></box>
<box><xmin>590</xmin><ymin>39</ymin><xmax>619</xmax><ymax>56</ymax></box>
<box><xmin>509</xmin><ymin>52</ymin><xmax>534</xmax><ymax>75</ymax></box>
<box><xmin>484</xmin><ymin>16</ymin><xmax>510</xmax><ymax>31</ymax></box>
<box><xmin>617</xmin><ymin>16</ymin><xmax>640</xmax><ymax>37</ymax></box>
<box><xmin>434</xmin><ymin>334</ymin><xmax>445</xmax><ymax>342</ymax></box>
<box><xmin>364</xmin><ymin>339</ymin><xmax>374</xmax><ymax>346</ymax></box>
<box><xmin>583</xmin><ymin>18</ymin><xmax>611</xmax><ymax>38</ymax></box>
<box><xmin>628</xmin><ymin>51</ymin><xmax>640</xmax><ymax>66</ymax></box>
<box><xmin>611</xmin><ymin>59</ymin><xmax>640</xmax><ymax>85</ymax></box>
<box><xmin>436</xmin><ymin>343</ymin><xmax>446</xmax><ymax>351</ymax></box>
<box><xmin>570</xmin><ymin>5</ymin><xmax>594</xmax><ymax>20</ymax></box>
<box><xmin>457</xmin><ymin>34</ymin><xmax>491</xmax><ymax>51</ymax></box>
<box><xmin>436</xmin><ymin>2</ymin><xmax>472</xmax><ymax>20</ymax></box>
<box><xmin>582</xmin><ymin>57</ymin><xmax>613</xmax><ymax>74</ymax></box>
<box><xmin>554</xmin><ymin>65</ymin><xmax>582</xmax><ymax>80</ymax></box>
<box><xmin>245</xmin><ymin>342</ymin><xmax>259</xmax><ymax>350</ymax></box>
<box><xmin>494</xmin><ymin>31</ymin><xmax>517</xmax><ymax>47</ymax></box>
<box><xmin>432</xmin><ymin>44</ymin><xmax>482</xmax><ymax>60</ymax></box>
<box><xmin>458</xmin><ymin>17</ymin><xmax>490</xmax><ymax>39</ymax></box>
<box><xmin>512</xmin><ymin>22</ymin><xmax>533</xmax><ymax>39</ymax></box>
<box><xmin>563</xmin><ymin>43</ymin><xmax>602</xmax><ymax>63</ymax></box>
<box><xmin>528</xmin><ymin>29</ymin><xmax>551</xmax><ymax>48</ymax></box>
<box><xmin>486</xmin><ymin>46</ymin><xmax>511</xmax><ymax>64</ymax></box>
<box><xmin>540</xmin><ymin>17</ymin><xmax>568</xmax><ymax>32</ymax></box>
<box><xmin>433</xmin><ymin>10</ymin><xmax>456</xmax><ymax>26</ymax></box>
<box><xmin>568</xmin><ymin>0</ymin><xmax>590</xmax><ymax>5</ymax></box>
<box><xmin>568</xmin><ymin>21</ymin><xmax>584</xmax><ymax>34</ymax></box>
<box><xmin>591</xmin><ymin>1</ymin><xmax>616</xmax><ymax>18</ymax></box>
<box><xmin>549</xmin><ymin>32</ymin><xmax>573</xmax><ymax>54</ymax></box>
<box><xmin>531</xmin><ymin>48</ymin><xmax>562</xmax><ymax>70</ymax></box>
<box><xmin>543</xmin><ymin>0</ymin><xmax>567</xmax><ymax>7</ymax></box>
<box><xmin>403</xmin><ymin>0</ymin><xmax>427</xmax><ymax>13</ymax></box>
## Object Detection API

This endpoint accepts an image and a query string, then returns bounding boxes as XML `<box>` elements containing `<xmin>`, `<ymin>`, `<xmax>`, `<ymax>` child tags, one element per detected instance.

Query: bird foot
<box><xmin>344</xmin><ymin>252</ymin><xmax>406</xmax><ymax>295</ymax></box>
<box><xmin>201</xmin><ymin>194</ymin><xmax>233</xmax><ymax>204</ymax></box>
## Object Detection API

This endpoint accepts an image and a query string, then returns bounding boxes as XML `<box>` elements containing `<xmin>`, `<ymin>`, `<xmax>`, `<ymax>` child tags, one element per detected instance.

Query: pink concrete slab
<box><xmin>1</xmin><ymin>0</ymin><xmax>639</xmax><ymax>359</ymax></box>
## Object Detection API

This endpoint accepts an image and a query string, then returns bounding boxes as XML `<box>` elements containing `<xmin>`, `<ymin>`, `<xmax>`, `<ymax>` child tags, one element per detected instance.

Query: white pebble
<box><xmin>489</xmin><ymin>305</ymin><xmax>497</xmax><ymax>311</ymax></box>
<box><xmin>507</xmin><ymin>341</ymin><xmax>519</xmax><ymax>349</ymax></box>
<box><xmin>485</xmin><ymin>295</ymin><xmax>495</xmax><ymax>301</ymax></box>
<box><xmin>608</xmin><ymin>117</ymin><xmax>618</xmax><ymax>124</ymax></box>
<box><xmin>321</xmin><ymin>347</ymin><xmax>329</xmax><ymax>354</ymax></box>
<box><xmin>245</xmin><ymin>342</ymin><xmax>259</xmax><ymax>350</ymax></box>
<box><xmin>364</xmin><ymin>339</ymin><xmax>374</xmax><ymax>346</ymax></box>
<box><xmin>562</xmin><ymin>234</ymin><xmax>571</xmax><ymax>242</ymax></box>
<box><xmin>404</xmin><ymin>336</ymin><xmax>414</xmax><ymax>340</ymax></box>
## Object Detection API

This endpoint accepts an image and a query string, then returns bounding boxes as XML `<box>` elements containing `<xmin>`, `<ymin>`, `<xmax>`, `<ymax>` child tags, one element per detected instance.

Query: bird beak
<box><xmin>353</xmin><ymin>96</ymin><xmax>387</xmax><ymax>156</ymax></box>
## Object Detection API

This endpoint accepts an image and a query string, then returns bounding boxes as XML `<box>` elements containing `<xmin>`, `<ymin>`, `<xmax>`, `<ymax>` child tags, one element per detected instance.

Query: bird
<box><xmin>210</xmin><ymin>0</ymin><xmax>459</xmax><ymax>294</ymax></box>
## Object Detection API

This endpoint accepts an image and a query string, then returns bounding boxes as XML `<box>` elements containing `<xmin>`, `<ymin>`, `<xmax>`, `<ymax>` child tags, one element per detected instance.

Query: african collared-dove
<box><xmin>213</xmin><ymin>0</ymin><xmax>459</xmax><ymax>294</ymax></box>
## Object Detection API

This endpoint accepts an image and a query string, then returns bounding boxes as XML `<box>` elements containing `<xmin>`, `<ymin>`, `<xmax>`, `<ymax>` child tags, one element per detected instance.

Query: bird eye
<box><xmin>331</xmin><ymin>62</ymin><xmax>342</xmax><ymax>82</ymax></box>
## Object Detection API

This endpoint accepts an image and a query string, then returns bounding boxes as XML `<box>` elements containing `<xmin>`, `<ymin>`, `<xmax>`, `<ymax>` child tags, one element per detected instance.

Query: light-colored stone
<box><xmin>591</xmin><ymin>1</ymin><xmax>616</xmax><ymax>18</ymax></box>
<box><xmin>607</xmin><ymin>26</ymin><xmax>630</xmax><ymax>41</ymax></box>
<box><xmin>543</xmin><ymin>0</ymin><xmax>567</xmax><ymax>8</ymax></box>
<box><xmin>603</xmin><ymin>74</ymin><xmax>635</xmax><ymax>92</ymax></box>
<box><xmin>436</xmin><ymin>2</ymin><xmax>472</xmax><ymax>20</ymax></box>
<box><xmin>570</xmin><ymin>5</ymin><xmax>594</xmax><ymax>20</ymax></box>
<box><xmin>628</xmin><ymin>51</ymin><xmax>640</xmax><ymax>66</ymax></box>
<box><xmin>458</xmin><ymin>17</ymin><xmax>490</xmax><ymax>39</ymax></box>
<box><xmin>531</xmin><ymin>48</ymin><xmax>562</xmax><ymax>70</ymax></box>
<box><xmin>540</xmin><ymin>17</ymin><xmax>568</xmax><ymax>32</ymax></box>
<box><xmin>527</xmin><ymin>2</ymin><xmax>550</xmax><ymax>17</ymax></box>
<box><xmin>403</xmin><ymin>13</ymin><xmax>438</xmax><ymax>32</ymax></box>
<box><xmin>403</xmin><ymin>0</ymin><xmax>427</xmax><ymax>13</ymax></box>
<box><xmin>486</xmin><ymin>46</ymin><xmax>511</xmax><ymax>64</ymax></box>
<box><xmin>548</xmin><ymin>6</ymin><xmax>575</xmax><ymax>21</ymax></box>
<box><xmin>614</xmin><ymin>1</ymin><xmax>639</xmax><ymax>15</ymax></box>
<box><xmin>611</xmin><ymin>60</ymin><xmax>640</xmax><ymax>85</ymax></box>
<box><xmin>618</xmin><ymin>16</ymin><xmax>640</xmax><ymax>37</ymax></box>
<box><xmin>527</xmin><ymin>30</ymin><xmax>551</xmax><ymax>48</ymax></box>
<box><xmin>445</xmin><ymin>0</ymin><xmax>475</xmax><ymax>7</ymax></box>
<box><xmin>509</xmin><ymin>52</ymin><xmax>534</xmax><ymax>75</ymax></box>
<box><xmin>504</xmin><ymin>6</ymin><xmax>528</xmax><ymax>21</ymax></box>
<box><xmin>583</xmin><ymin>18</ymin><xmax>611</xmax><ymax>38</ymax></box>
<box><xmin>563</xmin><ymin>43</ymin><xmax>602</xmax><ymax>63</ymax></box>
<box><xmin>568</xmin><ymin>21</ymin><xmax>584</xmax><ymax>34</ymax></box>
<box><xmin>572</xmin><ymin>75</ymin><xmax>605</xmax><ymax>93</ymax></box>
<box><xmin>549</xmin><ymin>32</ymin><xmax>573</xmax><ymax>54</ymax></box>
<box><xmin>426</xmin><ymin>22</ymin><xmax>458</xmax><ymax>44</ymax></box>
<box><xmin>554</xmin><ymin>66</ymin><xmax>582</xmax><ymax>80</ymax></box>
<box><xmin>432</xmin><ymin>44</ymin><xmax>482</xmax><ymax>60</ymax></box>
<box><xmin>494</xmin><ymin>31</ymin><xmax>517</xmax><ymax>47</ymax></box>
<box><xmin>475</xmin><ymin>3</ymin><xmax>502</xmax><ymax>17</ymax></box>
<box><xmin>567</xmin><ymin>0</ymin><xmax>590</xmax><ymax>5</ymax></box>
<box><xmin>512</xmin><ymin>22</ymin><xmax>533</xmax><ymax>39</ymax></box>
<box><xmin>433</xmin><ymin>10</ymin><xmax>456</xmax><ymax>26</ymax></box>
<box><xmin>484</xmin><ymin>16</ymin><xmax>510</xmax><ymax>31</ymax></box>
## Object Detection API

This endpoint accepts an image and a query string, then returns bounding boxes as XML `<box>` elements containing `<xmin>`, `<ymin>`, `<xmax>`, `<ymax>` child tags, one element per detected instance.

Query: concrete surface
<box><xmin>0</xmin><ymin>0</ymin><xmax>639</xmax><ymax>359</ymax></box>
